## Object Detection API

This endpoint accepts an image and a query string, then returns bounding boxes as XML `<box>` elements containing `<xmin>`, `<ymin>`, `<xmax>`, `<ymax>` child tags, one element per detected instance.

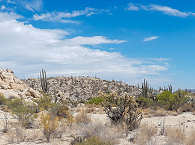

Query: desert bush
<box><xmin>157</xmin><ymin>90</ymin><xmax>188</xmax><ymax>111</ymax></box>
<box><xmin>71</xmin><ymin>122</ymin><xmax>120</xmax><ymax>145</ymax></box>
<box><xmin>75</xmin><ymin>136</ymin><xmax>113</xmax><ymax>145</ymax></box>
<box><xmin>136</xmin><ymin>96</ymin><xmax>155</xmax><ymax>108</ymax></box>
<box><xmin>157</xmin><ymin>91</ymin><xmax>175</xmax><ymax>110</ymax></box>
<box><xmin>7</xmin><ymin>98</ymin><xmax>36</xmax><ymax>128</ymax></box>
<box><xmin>135</xmin><ymin>124</ymin><xmax>157</xmax><ymax>145</ymax></box>
<box><xmin>75</xmin><ymin>109</ymin><xmax>91</xmax><ymax>125</ymax></box>
<box><xmin>0</xmin><ymin>93</ymin><xmax>8</xmax><ymax>105</ymax></box>
<box><xmin>2</xmin><ymin>112</ymin><xmax>9</xmax><ymax>133</ymax></box>
<box><xmin>102</xmin><ymin>93</ymin><xmax>143</xmax><ymax>131</ymax></box>
<box><xmin>7</xmin><ymin>125</ymin><xmax>26</xmax><ymax>143</ymax></box>
<box><xmin>35</xmin><ymin>93</ymin><xmax>55</xmax><ymax>111</ymax></box>
<box><xmin>86</xmin><ymin>97</ymin><xmax>105</xmax><ymax>105</ymax></box>
<box><xmin>51</xmin><ymin>103</ymin><xmax>73</xmax><ymax>126</ymax></box>
<box><xmin>40</xmin><ymin>112</ymin><xmax>59</xmax><ymax>142</ymax></box>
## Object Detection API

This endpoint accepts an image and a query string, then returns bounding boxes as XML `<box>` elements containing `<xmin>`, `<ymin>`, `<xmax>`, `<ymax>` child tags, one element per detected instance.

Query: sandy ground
<box><xmin>0</xmin><ymin>110</ymin><xmax>194</xmax><ymax>145</ymax></box>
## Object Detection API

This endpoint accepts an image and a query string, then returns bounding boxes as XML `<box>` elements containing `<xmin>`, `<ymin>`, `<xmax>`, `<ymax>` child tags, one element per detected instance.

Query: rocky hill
<box><xmin>25</xmin><ymin>76</ymin><xmax>141</xmax><ymax>102</ymax></box>
<box><xmin>0</xmin><ymin>69</ymin><xmax>41</xmax><ymax>103</ymax></box>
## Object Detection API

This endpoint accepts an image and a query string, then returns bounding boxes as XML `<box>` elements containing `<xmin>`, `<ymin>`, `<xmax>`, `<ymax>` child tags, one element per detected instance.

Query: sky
<box><xmin>0</xmin><ymin>0</ymin><xmax>195</xmax><ymax>89</ymax></box>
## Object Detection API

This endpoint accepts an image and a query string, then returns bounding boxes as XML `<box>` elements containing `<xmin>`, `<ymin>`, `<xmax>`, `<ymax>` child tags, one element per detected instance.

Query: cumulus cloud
<box><xmin>127</xmin><ymin>3</ymin><xmax>194</xmax><ymax>17</ymax></box>
<box><xmin>144</xmin><ymin>36</ymin><xmax>159</xmax><ymax>42</ymax></box>
<box><xmin>0</xmin><ymin>11</ymin><xmax>168</xmax><ymax>84</ymax></box>
<box><xmin>33</xmin><ymin>7</ymin><xmax>106</xmax><ymax>23</ymax></box>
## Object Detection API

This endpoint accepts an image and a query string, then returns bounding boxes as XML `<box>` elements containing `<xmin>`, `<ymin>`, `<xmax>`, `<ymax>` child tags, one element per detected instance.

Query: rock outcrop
<box><xmin>25</xmin><ymin>76</ymin><xmax>141</xmax><ymax>102</ymax></box>
<box><xmin>0</xmin><ymin>69</ymin><xmax>41</xmax><ymax>103</ymax></box>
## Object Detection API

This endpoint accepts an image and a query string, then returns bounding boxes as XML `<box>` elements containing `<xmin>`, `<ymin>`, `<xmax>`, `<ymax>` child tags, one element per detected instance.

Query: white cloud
<box><xmin>127</xmin><ymin>3</ymin><xmax>194</xmax><ymax>17</ymax></box>
<box><xmin>22</xmin><ymin>0</ymin><xmax>42</xmax><ymax>12</ymax></box>
<box><xmin>0</xmin><ymin>5</ymin><xmax>6</xmax><ymax>10</ymax></box>
<box><xmin>149</xmin><ymin>5</ymin><xmax>188</xmax><ymax>17</ymax></box>
<box><xmin>127</xmin><ymin>3</ymin><xmax>139</xmax><ymax>11</ymax></box>
<box><xmin>33</xmin><ymin>7</ymin><xmax>105</xmax><ymax>23</ymax></box>
<box><xmin>6</xmin><ymin>0</ymin><xmax>16</xmax><ymax>4</ymax></box>
<box><xmin>0</xmin><ymin>11</ymin><xmax>168</xmax><ymax>85</ymax></box>
<box><xmin>144</xmin><ymin>36</ymin><xmax>159</xmax><ymax>42</ymax></box>
<box><xmin>67</xmin><ymin>36</ymin><xmax>126</xmax><ymax>45</ymax></box>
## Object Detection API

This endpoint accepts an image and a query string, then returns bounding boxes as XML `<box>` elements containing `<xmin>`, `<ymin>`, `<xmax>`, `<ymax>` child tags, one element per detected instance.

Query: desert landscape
<box><xmin>0</xmin><ymin>1</ymin><xmax>195</xmax><ymax>144</ymax></box>
<box><xmin>0</xmin><ymin>69</ymin><xmax>194</xmax><ymax>145</ymax></box>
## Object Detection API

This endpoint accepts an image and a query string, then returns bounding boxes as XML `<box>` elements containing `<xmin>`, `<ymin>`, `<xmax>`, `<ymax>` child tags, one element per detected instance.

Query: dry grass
<box><xmin>143</xmin><ymin>107</ymin><xmax>167</xmax><ymax>117</ymax></box>
<box><xmin>184</xmin><ymin>130</ymin><xmax>195</xmax><ymax>145</ymax></box>
<box><xmin>143</xmin><ymin>107</ymin><xmax>182</xmax><ymax>118</ymax></box>
<box><xmin>75</xmin><ymin>109</ymin><xmax>91</xmax><ymax>125</ymax></box>
<box><xmin>134</xmin><ymin>123</ymin><xmax>158</xmax><ymax>145</ymax></box>
<box><xmin>7</xmin><ymin>126</ymin><xmax>26</xmax><ymax>143</ymax></box>
<box><xmin>71</xmin><ymin>122</ymin><xmax>122</xmax><ymax>145</ymax></box>
<box><xmin>166</xmin><ymin>127</ymin><xmax>185</xmax><ymax>145</ymax></box>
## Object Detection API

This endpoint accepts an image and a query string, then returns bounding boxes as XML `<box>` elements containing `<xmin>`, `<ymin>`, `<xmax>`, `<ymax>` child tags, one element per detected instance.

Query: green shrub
<box><xmin>157</xmin><ymin>90</ymin><xmax>188</xmax><ymax>111</ymax></box>
<box><xmin>86</xmin><ymin>97</ymin><xmax>105</xmax><ymax>105</ymax></box>
<box><xmin>136</xmin><ymin>96</ymin><xmax>154</xmax><ymax>108</ymax></box>
<box><xmin>157</xmin><ymin>91</ymin><xmax>174</xmax><ymax>110</ymax></box>
<box><xmin>0</xmin><ymin>93</ymin><xmax>8</xmax><ymax>105</ymax></box>
<box><xmin>7</xmin><ymin>98</ymin><xmax>36</xmax><ymax>128</ymax></box>
<box><xmin>75</xmin><ymin>136</ymin><xmax>113</xmax><ymax>145</ymax></box>
<box><xmin>35</xmin><ymin>93</ymin><xmax>55</xmax><ymax>111</ymax></box>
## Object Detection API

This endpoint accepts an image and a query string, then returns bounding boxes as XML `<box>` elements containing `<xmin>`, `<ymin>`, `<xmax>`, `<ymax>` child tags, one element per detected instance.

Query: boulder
<box><xmin>0</xmin><ymin>69</ymin><xmax>41</xmax><ymax>102</ymax></box>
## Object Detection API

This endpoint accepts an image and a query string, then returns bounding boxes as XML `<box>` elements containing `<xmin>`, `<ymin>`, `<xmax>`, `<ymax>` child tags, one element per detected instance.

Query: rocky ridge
<box><xmin>0</xmin><ymin>69</ymin><xmax>41</xmax><ymax>103</ymax></box>
<box><xmin>25</xmin><ymin>76</ymin><xmax>141</xmax><ymax>102</ymax></box>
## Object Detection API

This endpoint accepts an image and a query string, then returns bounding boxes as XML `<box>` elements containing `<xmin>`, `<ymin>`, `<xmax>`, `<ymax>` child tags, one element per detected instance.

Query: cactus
<box><xmin>102</xmin><ymin>93</ymin><xmax>143</xmax><ymax>132</ymax></box>
<box><xmin>141</xmin><ymin>79</ymin><xmax>150</xmax><ymax>98</ymax></box>
<box><xmin>168</xmin><ymin>84</ymin><xmax>173</xmax><ymax>93</ymax></box>
<box><xmin>40</xmin><ymin>69</ymin><xmax>48</xmax><ymax>93</ymax></box>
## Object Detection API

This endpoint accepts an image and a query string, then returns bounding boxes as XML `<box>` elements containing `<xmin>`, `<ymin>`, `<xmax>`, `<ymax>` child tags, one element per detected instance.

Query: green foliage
<box><xmin>136</xmin><ymin>97</ymin><xmax>154</xmax><ymax>108</ymax></box>
<box><xmin>157</xmin><ymin>91</ymin><xmax>174</xmax><ymax>110</ymax></box>
<box><xmin>86</xmin><ymin>97</ymin><xmax>105</xmax><ymax>105</ymax></box>
<box><xmin>75</xmin><ymin>136</ymin><xmax>113</xmax><ymax>145</ymax></box>
<box><xmin>157</xmin><ymin>90</ymin><xmax>188</xmax><ymax>111</ymax></box>
<box><xmin>0</xmin><ymin>93</ymin><xmax>8</xmax><ymax>105</ymax></box>
<box><xmin>7</xmin><ymin>98</ymin><xmax>36</xmax><ymax>128</ymax></box>
<box><xmin>35</xmin><ymin>93</ymin><xmax>55</xmax><ymax>111</ymax></box>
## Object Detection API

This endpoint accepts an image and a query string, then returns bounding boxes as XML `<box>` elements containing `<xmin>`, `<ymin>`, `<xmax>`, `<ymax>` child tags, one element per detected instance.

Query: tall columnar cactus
<box><xmin>168</xmin><ymin>84</ymin><xmax>173</xmax><ymax>93</ymax></box>
<box><xmin>141</xmin><ymin>79</ymin><xmax>149</xmax><ymax>98</ymax></box>
<box><xmin>40</xmin><ymin>69</ymin><xmax>48</xmax><ymax>93</ymax></box>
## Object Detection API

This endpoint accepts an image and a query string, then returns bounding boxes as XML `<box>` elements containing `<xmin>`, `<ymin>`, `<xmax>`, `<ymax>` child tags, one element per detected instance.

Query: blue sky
<box><xmin>0</xmin><ymin>0</ymin><xmax>195</xmax><ymax>89</ymax></box>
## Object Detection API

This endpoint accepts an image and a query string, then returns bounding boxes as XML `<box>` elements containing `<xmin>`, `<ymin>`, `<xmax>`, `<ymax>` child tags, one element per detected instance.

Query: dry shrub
<box><xmin>40</xmin><ymin>112</ymin><xmax>59</xmax><ymax>142</ymax></box>
<box><xmin>75</xmin><ymin>109</ymin><xmax>91</xmax><ymax>125</ymax></box>
<box><xmin>71</xmin><ymin>122</ymin><xmax>121</xmax><ymax>145</ymax></box>
<box><xmin>166</xmin><ymin>127</ymin><xmax>185</xmax><ymax>145</ymax></box>
<box><xmin>167</xmin><ymin>111</ymin><xmax>179</xmax><ymax>116</ymax></box>
<box><xmin>102</xmin><ymin>93</ymin><xmax>143</xmax><ymax>132</ymax></box>
<box><xmin>135</xmin><ymin>124</ymin><xmax>157</xmax><ymax>145</ymax></box>
<box><xmin>7</xmin><ymin>126</ymin><xmax>26</xmax><ymax>143</ymax></box>
<box><xmin>177</xmin><ymin>103</ymin><xmax>194</xmax><ymax>113</ymax></box>
<box><xmin>150</xmin><ymin>107</ymin><xmax>167</xmax><ymax>117</ymax></box>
